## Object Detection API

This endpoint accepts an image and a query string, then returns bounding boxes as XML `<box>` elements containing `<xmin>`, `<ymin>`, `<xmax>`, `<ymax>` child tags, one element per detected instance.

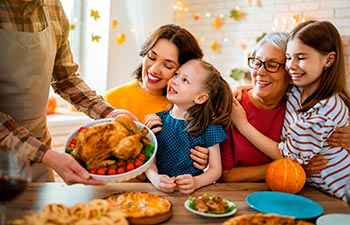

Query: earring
<box><xmin>324</xmin><ymin>66</ymin><xmax>328</xmax><ymax>71</ymax></box>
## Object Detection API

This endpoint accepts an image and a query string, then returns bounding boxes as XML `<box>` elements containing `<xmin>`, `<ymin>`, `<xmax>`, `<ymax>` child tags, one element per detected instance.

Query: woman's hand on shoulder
<box><xmin>303</xmin><ymin>155</ymin><xmax>328</xmax><ymax>176</ymax></box>
<box><xmin>327</xmin><ymin>125</ymin><xmax>350</xmax><ymax>149</ymax></box>
<box><xmin>144</xmin><ymin>114</ymin><xmax>163</xmax><ymax>133</ymax></box>
<box><xmin>190</xmin><ymin>146</ymin><xmax>209</xmax><ymax>170</ymax></box>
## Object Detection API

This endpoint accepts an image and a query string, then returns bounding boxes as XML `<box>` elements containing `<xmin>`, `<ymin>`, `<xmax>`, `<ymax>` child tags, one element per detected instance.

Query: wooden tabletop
<box><xmin>7</xmin><ymin>182</ymin><xmax>350</xmax><ymax>225</ymax></box>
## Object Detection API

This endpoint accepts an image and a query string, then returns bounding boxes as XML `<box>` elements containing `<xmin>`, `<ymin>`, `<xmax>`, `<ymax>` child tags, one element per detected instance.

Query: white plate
<box><xmin>316</xmin><ymin>214</ymin><xmax>350</xmax><ymax>225</ymax></box>
<box><xmin>64</xmin><ymin>118</ymin><xmax>157</xmax><ymax>182</ymax></box>
<box><xmin>184</xmin><ymin>198</ymin><xmax>237</xmax><ymax>218</ymax></box>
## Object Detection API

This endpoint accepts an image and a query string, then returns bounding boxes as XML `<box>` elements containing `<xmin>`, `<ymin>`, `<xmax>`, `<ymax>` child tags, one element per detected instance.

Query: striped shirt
<box><xmin>0</xmin><ymin>0</ymin><xmax>114</xmax><ymax>162</ymax></box>
<box><xmin>278</xmin><ymin>86</ymin><xmax>350</xmax><ymax>200</ymax></box>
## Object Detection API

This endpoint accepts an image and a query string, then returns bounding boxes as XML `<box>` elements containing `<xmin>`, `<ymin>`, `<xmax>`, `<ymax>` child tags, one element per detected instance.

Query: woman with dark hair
<box><xmin>104</xmin><ymin>24</ymin><xmax>209</xmax><ymax>173</ymax></box>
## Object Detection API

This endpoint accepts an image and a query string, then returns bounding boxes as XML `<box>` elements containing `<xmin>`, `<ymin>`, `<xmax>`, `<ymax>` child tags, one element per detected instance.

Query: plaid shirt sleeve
<box><xmin>0</xmin><ymin>111</ymin><xmax>50</xmax><ymax>162</ymax></box>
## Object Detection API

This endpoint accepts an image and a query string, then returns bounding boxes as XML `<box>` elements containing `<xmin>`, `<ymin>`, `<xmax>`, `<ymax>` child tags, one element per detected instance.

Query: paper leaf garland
<box><xmin>291</xmin><ymin>14</ymin><xmax>300</xmax><ymax>24</ymax></box>
<box><xmin>115</xmin><ymin>33</ymin><xmax>126</xmax><ymax>44</ymax></box>
<box><xmin>193</xmin><ymin>12</ymin><xmax>200</xmax><ymax>20</ymax></box>
<box><xmin>230</xmin><ymin>8</ymin><xmax>246</xmax><ymax>21</ymax></box>
<box><xmin>90</xmin><ymin>10</ymin><xmax>100</xmax><ymax>21</ymax></box>
<box><xmin>213</xmin><ymin>16</ymin><xmax>224</xmax><ymax>29</ymax></box>
<box><xmin>70</xmin><ymin>23</ymin><xmax>76</xmax><ymax>30</ymax></box>
<box><xmin>111</xmin><ymin>18</ymin><xmax>119</xmax><ymax>30</ymax></box>
<box><xmin>210</xmin><ymin>41</ymin><xmax>221</xmax><ymax>52</ymax></box>
<box><xmin>91</xmin><ymin>34</ymin><xmax>101</xmax><ymax>42</ymax></box>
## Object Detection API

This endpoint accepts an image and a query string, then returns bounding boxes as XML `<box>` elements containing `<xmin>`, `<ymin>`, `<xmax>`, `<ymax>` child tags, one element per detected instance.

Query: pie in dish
<box><xmin>9</xmin><ymin>199</ymin><xmax>128</xmax><ymax>225</ymax></box>
<box><xmin>222</xmin><ymin>213</ymin><xmax>314</xmax><ymax>225</ymax></box>
<box><xmin>105</xmin><ymin>192</ymin><xmax>172</xmax><ymax>225</ymax></box>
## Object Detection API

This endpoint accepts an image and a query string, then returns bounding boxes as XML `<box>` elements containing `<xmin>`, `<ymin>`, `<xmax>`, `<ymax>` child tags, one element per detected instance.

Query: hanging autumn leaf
<box><xmin>256</xmin><ymin>33</ymin><xmax>266</xmax><ymax>43</ymax></box>
<box><xmin>291</xmin><ymin>14</ymin><xmax>300</xmax><ymax>24</ymax></box>
<box><xmin>210</xmin><ymin>41</ymin><xmax>221</xmax><ymax>52</ymax></box>
<box><xmin>115</xmin><ymin>33</ymin><xmax>126</xmax><ymax>44</ymax></box>
<box><xmin>213</xmin><ymin>16</ymin><xmax>224</xmax><ymax>29</ymax></box>
<box><xmin>90</xmin><ymin>10</ymin><xmax>100</xmax><ymax>20</ymax></box>
<box><xmin>257</xmin><ymin>0</ymin><xmax>262</xmax><ymax>7</ymax></box>
<box><xmin>91</xmin><ymin>34</ymin><xmax>101</xmax><ymax>42</ymax></box>
<box><xmin>230</xmin><ymin>8</ymin><xmax>246</xmax><ymax>21</ymax></box>
<box><xmin>193</xmin><ymin>12</ymin><xmax>200</xmax><ymax>20</ymax></box>
<box><xmin>70</xmin><ymin>23</ymin><xmax>76</xmax><ymax>30</ymax></box>
<box><xmin>111</xmin><ymin>18</ymin><xmax>119</xmax><ymax>30</ymax></box>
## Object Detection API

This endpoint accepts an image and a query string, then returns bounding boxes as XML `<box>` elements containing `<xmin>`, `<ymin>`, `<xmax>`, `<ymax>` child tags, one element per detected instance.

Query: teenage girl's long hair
<box><xmin>288</xmin><ymin>20</ymin><xmax>350</xmax><ymax>111</ymax></box>
<box><xmin>185</xmin><ymin>59</ymin><xmax>233</xmax><ymax>136</ymax></box>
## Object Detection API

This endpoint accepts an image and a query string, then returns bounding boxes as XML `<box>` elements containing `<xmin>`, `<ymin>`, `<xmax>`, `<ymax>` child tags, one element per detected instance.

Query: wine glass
<box><xmin>0</xmin><ymin>146</ymin><xmax>31</xmax><ymax>225</ymax></box>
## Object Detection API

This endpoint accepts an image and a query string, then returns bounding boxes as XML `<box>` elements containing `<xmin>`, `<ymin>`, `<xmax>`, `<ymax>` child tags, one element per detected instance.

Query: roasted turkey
<box><xmin>71</xmin><ymin>115</ymin><xmax>150</xmax><ymax>169</ymax></box>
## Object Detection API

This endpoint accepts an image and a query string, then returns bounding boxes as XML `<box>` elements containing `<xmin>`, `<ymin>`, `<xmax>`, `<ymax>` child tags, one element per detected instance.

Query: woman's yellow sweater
<box><xmin>103</xmin><ymin>80</ymin><xmax>171</xmax><ymax>122</ymax></box>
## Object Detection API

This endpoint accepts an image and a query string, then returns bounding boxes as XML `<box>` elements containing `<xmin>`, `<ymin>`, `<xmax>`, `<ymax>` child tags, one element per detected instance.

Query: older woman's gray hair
<box><xmin>250</xmin><ymin>32</ymin><xmax>288</xmax><ymax>57</ymax></box>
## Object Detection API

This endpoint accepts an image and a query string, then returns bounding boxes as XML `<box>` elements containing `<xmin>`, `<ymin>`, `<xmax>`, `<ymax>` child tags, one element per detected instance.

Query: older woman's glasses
<box><xmin>248</xmin><ymin>57</ymin><xmax>285</xmax><ymax>73</ymax></box>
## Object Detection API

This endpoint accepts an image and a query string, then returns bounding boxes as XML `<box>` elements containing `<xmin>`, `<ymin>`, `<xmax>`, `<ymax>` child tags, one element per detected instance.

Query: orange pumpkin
<box><xmin>46</xmin><ymin>95</ymin><xmax>57</xmax><ymax>115</ymax></box>
<box><xmin>266</xmin><ymin>158</ymin><xmax>306</xmax><ymax>194</ymax></box>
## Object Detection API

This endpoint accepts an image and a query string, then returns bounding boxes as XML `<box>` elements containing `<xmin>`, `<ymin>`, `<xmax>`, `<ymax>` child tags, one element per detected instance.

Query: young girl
<box><xmin>104</xmin><ymin>25</ymin><xmax>209</xmax><ymax>172</ymax></box>
<box><xmin>144</xmin><ymin>59</ymin><xmax>233</xmax><ymax>194</ymax></box>
<box><xmin>232</xmin><ymin>20</ymin><xmax>350</xmax><ymax>200</ymax></box>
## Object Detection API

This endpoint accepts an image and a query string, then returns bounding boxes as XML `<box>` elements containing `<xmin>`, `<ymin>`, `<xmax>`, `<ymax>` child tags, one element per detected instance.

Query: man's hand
<box><xmin>42</xmin><ymin>150</ymin><xmax>105</xmax><ymax>185</ymax></box>
<box><xmin>107</xmin><ymin>109</ymin><xmax>138</xmax><ymax>121</ymax></box>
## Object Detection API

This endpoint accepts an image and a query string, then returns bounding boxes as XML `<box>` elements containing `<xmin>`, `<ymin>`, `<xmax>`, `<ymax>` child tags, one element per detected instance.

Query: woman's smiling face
<box><xmin>251</xmin><ymin>43</ymin><xmax>290</xmax><ymax>104</ymax></box>
<box><xmin>141</xmin><ymin>38</ymin><xmax>179</xmax><ymax>96</ymax></box>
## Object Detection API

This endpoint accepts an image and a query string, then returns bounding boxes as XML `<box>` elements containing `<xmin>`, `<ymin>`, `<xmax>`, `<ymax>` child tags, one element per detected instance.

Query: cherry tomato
<box><xmin>125</xmin><ymin>163</ymin><xmax>135</xmax><ymax>172</ymax></box>
<box><xmin>116</xmin><ymin>166</ymin><xmax>125</xmax><ymax>174</ymax></box>
<box><xmin>134</xmin><ymin>159</ymin><xmax>143</xmax><ymax>168</ymax></box>
<box><xmin>96</xmin><ymin>167</ymin><xmax>107</xmax><ymax>175</ymax></box>
<box><xmin>78</xmin><ymin>126</ymin><xmax>86</xmax><ymax>133</ymax></box>
<box><xmin>137</xmin><ymin>153</ymin><xmax>147</xmax><ymax>161</ymax></box>
<box><xmin>70</xmin><ymin>138</ymin><xmax>77</xmax><ymax>145</ymax></box>
<box><xmin>89</xmin><ymin>168</ymin><xmax>97</xmax><ymax>174</ymax></box>
<box><xmin>117</xmin><ymin>160</ymin><xmax>125</xmax><ymax>167</ymax></box>
<box><xmin>107</xmin><ymin>168</ymin><xmax>117</xmax><ymax>175</ymax></box>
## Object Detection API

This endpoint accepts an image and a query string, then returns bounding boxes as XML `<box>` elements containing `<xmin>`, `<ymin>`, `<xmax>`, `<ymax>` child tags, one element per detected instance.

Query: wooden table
<box><xmin>7</xmin><ymin>182</ymin><xmax>350</xmax><ymax>224</ymax></box>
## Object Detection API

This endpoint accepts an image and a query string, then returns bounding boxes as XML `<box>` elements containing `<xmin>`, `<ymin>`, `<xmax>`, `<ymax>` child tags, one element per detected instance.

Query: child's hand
<box><xmin>144</xmin><ymin>114</ymin><xmax>163</xmax><ymax>133</ymax></box>
<box><xmin>153</xmin><ymin>175</ymin><xmax>176</xmax><ymax>193</ymax></box>
<box><xmin>175</xmin><ymin>174</ymin><xmax>196</xmax><ymax>194</ymax></box>
<box><xmin>231</xmin><ymin>97</ymin><xmax>248</xmax><ymax>130</ymax></box>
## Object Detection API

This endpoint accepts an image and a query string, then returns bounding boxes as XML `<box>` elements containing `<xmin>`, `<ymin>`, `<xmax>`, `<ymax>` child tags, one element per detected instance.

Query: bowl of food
<box><xmin>64</xmin><ymin>115</ymin><xmax>157</xmax><ymax>182</ymax></box>
<box><xmin>184</xmin><ymin>193</ymin><xmax>237</xmax><ymax>218</ymax></box>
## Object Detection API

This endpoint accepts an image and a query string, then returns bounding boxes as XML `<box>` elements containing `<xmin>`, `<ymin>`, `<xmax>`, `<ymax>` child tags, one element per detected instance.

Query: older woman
<box><xmin>221</xmin><ymin>31</ymin><xmax>350</xmax><ymax>183</ymax></box>
<box><xmin>220</xmin><ymin>32</ymin><xmax>291</xmax><ymax>182</ymax></box>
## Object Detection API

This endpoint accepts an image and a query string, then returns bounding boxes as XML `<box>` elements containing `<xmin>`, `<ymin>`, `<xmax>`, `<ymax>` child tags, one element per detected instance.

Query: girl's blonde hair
<box><xmin>185</xmin><ymin>59</ymin><xmax>233</xmax><ymax>135</ymax></box>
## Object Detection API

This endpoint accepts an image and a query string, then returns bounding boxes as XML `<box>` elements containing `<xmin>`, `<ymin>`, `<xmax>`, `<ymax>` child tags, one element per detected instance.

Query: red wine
<box><xmin>0</xmin><ymin>176</ymin><xmax>27</xmax><ymax>202</ymax></box>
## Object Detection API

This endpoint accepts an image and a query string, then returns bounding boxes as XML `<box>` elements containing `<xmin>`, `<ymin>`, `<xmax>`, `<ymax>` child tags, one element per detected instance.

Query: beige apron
<box><xmin>0</xmin><ymin>3</ymin><xmax>56</xmax><ymax>181</ymax></box>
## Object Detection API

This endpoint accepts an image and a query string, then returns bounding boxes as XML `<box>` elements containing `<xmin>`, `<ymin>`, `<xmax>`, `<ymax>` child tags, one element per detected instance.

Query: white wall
<box><xmin>106</xmin><ymin>0</ymin><xmax>176</xmax><ymax>90</ymax></box>
<box><xmin>174</xmin><ymin>0</ymin><xmax>350</xmax><ymax>88</ymax></box>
